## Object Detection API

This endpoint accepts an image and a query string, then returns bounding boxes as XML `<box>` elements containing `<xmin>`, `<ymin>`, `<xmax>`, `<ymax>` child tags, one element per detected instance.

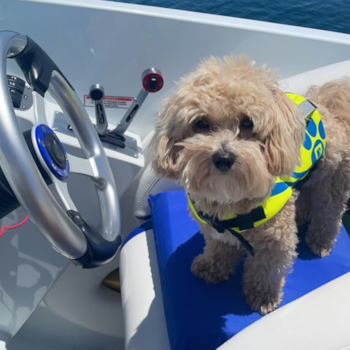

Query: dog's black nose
<box><xmin>212</xmin><ymin>151</ymin><xmax>235</xmax><ymax>171</ymax></box>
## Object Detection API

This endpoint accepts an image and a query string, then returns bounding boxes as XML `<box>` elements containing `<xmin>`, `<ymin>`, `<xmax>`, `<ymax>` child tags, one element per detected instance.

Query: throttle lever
<box><xmin>89</xmin><ymin>84</ymin><xmax>108</xmax><ymax>136</ymax></box>
<box><xmin>111</xmin><ymin>68</ymin><xmax>163</xmax><ymax>136</ymax></box>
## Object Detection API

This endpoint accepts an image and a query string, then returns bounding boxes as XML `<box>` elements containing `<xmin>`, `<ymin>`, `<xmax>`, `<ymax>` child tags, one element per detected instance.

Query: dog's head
<box><xmin>149</xmin><ymin>56</ymin><xmax>305</xmax><ymax>204</ymax></box>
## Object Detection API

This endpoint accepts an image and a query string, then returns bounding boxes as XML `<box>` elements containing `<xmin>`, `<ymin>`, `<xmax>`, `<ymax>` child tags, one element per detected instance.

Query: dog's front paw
<box><xmin>191</xmin><ymin>253</ymin><xmax>231</xmax><ymax>284</ymax></box>
<box><xmin>250</xmin><ymin>298</ymin><xmax>281</xmax><ymax>315</ymax></box>
<box><xmin>244</xmin><ymin>284</ymin><xmax>283</xmax><ymax>315</ymax></box>
<box><xmin>305</xmin><ymin>236</ymin><xmax>334</xmax><ymax>257</ymax></box>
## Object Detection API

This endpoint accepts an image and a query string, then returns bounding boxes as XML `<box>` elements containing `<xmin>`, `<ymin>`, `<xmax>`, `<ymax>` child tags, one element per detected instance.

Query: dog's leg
<box><xmin>295</xmin><ymin>190</ymin><xmax>311</xmax><ymax>227</ymax></box>
<box><xmin>305</xmin><ymin>160</ymin><xmax>350</xmax><ymax>257</ymax></box>
<box><xmin>243</xmin><ymin>199</ymin><xmax>298</xmax><ymax>315</ymax></box>
<box><xmin>191</xmin><ymin>226</ymin><xmax>242</xmax><ymax>284</ymax></box>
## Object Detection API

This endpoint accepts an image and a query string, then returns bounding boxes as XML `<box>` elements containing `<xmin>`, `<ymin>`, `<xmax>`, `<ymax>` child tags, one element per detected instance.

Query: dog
<box><xmin>148</xmin><ymin>55</ymin><xmax>350</xmax><ymax>315</ymax></box>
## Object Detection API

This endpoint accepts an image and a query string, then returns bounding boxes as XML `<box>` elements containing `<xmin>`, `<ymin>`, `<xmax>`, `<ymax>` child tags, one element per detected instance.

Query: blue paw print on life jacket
<box><xmin>308</xmin><ymin>118</ymin><xmax>317</xmax><ymax>137</ymax></box>
<box><xmin>312</xmin><ymin>139</ymin><xmax>325</xmax><ymax>163</ymax></box>
<box><xmin>319</xmin><ymin>119</ymin><xmax>326</xmax><ymax>140</ymax></box>
<box><xmin>304</xmin><ymin>132</ymin><xmax>312</xmax><ymax>150</ymax></box>
<box><xmin>311</xmin><ymin>119</ymin><xmax>326</xmax><ymax>163</ymax></box>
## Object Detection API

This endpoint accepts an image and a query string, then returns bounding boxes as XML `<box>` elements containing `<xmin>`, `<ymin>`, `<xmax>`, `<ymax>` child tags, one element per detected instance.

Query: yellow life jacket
<box><xmin>188</xmin><ymin>93</ymin><xmax>326</xmax><ymax>247</ymax></box>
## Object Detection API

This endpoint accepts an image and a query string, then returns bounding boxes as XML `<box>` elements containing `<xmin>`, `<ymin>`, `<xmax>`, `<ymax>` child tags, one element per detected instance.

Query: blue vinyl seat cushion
<box><xmin>144</xmin><ymin>190</ymin><xmax>350</xmax><ymax>350</ymax></box>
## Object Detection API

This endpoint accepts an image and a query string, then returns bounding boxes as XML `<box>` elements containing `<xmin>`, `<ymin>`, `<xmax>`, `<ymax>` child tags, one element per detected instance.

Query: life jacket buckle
<box><xmin>197</xmin><ymin>212</ymin><xmax>226</xmax><ymax>233</ymax></box>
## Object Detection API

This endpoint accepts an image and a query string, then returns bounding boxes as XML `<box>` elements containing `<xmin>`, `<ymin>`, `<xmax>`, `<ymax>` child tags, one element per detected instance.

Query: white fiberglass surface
<box><xmin>1</xmin><ymin>0</ymin><xmax>350</xmax><ymax>142</ymax></box>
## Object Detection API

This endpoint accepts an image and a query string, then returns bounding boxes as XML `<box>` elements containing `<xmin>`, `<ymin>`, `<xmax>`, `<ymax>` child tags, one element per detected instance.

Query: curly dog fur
<box><xmin>148</xmin><ymin>55</ymin><xmax>350</xmax><ymax>315</ymax></box>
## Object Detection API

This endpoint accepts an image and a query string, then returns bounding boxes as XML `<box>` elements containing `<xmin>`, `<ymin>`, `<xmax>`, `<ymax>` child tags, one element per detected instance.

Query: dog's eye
<box><xmin>240</xmin><ymin>117</ymin><xmax>254</xmax><ymax>129</ymax></box>
<box><xmin>194</xmin><ymin>119</ymin><xmax>211</xmax><ymax>132</ymax></box>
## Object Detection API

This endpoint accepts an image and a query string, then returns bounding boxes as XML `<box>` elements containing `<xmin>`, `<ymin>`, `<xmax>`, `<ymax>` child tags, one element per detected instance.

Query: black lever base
<box><xmin>99</xmin><ymin>131</ymin><xmax>126</xmax><ymax>148</ymax></box>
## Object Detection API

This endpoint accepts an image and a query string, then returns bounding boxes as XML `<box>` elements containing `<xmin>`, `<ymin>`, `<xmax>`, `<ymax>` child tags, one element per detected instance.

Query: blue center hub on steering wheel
<box><xmin>34</xmin><ymin>124</ymin><xmax>70</xmax><ymax>180</ymax></box>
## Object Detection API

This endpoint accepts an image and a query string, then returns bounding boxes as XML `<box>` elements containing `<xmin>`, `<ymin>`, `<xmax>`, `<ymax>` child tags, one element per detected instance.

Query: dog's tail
<box><xmin>306</xmin><ymin>77</ymin><xmax>350</xmax><ymax>124</ymax></box>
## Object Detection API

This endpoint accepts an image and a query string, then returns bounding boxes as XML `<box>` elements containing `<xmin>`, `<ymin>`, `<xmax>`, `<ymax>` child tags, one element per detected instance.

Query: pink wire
<box><xmin>0</xmin><ymin>215</ymin><xmax>29</xmax><ymax>237</ymax></box>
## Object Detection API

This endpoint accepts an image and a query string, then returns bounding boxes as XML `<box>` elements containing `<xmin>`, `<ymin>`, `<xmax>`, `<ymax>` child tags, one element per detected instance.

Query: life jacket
<box><xmin>188</xmin><ymin>93</ymin><xmax>326</xmax><ymax>255</ymax></box>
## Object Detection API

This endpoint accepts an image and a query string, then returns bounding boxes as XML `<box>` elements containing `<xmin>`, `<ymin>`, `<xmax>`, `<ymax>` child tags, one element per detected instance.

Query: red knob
<box><xmin>142</xmin><ymin>68</ymin><xmax>164</xmax><ymax>93</ymax></box>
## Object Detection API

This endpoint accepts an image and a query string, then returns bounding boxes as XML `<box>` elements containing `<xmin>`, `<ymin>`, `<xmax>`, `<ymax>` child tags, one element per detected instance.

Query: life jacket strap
<box><xmin>196</xmin><ymin>210</ymin><xmax>257</xmax><ymax>256</ymax></box>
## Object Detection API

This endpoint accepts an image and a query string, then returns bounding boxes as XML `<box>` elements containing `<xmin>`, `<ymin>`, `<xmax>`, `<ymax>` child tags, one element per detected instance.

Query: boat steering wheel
<box><xmin>0</xmin><ymin>31</ymin><xmax>121</xmax><ymax>268</ymax></box>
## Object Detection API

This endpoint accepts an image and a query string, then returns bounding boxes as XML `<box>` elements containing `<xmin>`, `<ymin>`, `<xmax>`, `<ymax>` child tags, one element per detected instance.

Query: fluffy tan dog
<box><xmin>148</xmin><ymin>56</ymin><xmax>350</xmax><ymax>315</ymax></box>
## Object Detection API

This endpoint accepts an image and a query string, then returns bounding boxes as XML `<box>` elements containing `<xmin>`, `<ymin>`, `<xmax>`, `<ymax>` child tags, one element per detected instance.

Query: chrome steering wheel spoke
<box><xmin>67</xmin><ymin>153</ymin><xmax>94</xmax><ymax>178</ymax></box>
<box><xmin>51</xmin><ymin>177</ymin><xmax>77</xmax><ymax>212</ymax></box>
<box><xmin>33</xmin><ymin>91</ymin><xmax>48</xmax><ymax>125</ymax></box>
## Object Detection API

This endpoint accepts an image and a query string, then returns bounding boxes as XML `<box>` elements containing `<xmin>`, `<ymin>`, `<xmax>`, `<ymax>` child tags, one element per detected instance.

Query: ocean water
<box><xmin>115</xmin><ymin>0</ymin><xmax>350</xmax><ymax>34</ymax></box>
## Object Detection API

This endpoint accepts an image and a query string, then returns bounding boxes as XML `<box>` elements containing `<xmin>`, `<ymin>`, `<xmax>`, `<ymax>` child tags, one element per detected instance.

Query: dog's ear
<box><xmin>152</xmin><ymin>134</ymin><xmax>180</xmax><ymax>179</ymax></box>
<box><xmin>147</xmin><ymin>98</ymin><xmax>182</xmax><ymax>180</ymax></box>
<box><xmin>265</xmin><ymin>88</ymin><xmax>305</xmax><ymax>176</ymax></box>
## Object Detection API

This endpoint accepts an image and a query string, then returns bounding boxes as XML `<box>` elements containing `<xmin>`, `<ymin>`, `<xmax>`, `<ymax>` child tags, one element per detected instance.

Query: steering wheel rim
<box><xmin>0</xmin><ymin>31</ymin><xmax>121</xmax><ymax>266</ymax></box>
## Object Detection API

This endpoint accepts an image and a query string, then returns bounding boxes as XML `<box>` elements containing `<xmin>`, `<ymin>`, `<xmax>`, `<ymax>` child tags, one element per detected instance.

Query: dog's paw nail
<box><xmin>311</xmin><ymin>246</ymin><xmax>332</xmax><ymax>257</ymax></box>
<box><xmin>258</xmin><ymin>302</ymin><xmax>279</xmax><ymax>315</ymax></box>
<box><xmin>249</xmin><ymin>299</ymin><xmax>280</xmax><ymax>315</ymax></box>
<box><xmin>306</xmin><ymin>238</ymin><xmax>333</xmax><ymax>257</ymax></box>
<box><xmin>245</xmin><ymin>288</ymin><xmax>282</xmax><ymax>315</ymax></box>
